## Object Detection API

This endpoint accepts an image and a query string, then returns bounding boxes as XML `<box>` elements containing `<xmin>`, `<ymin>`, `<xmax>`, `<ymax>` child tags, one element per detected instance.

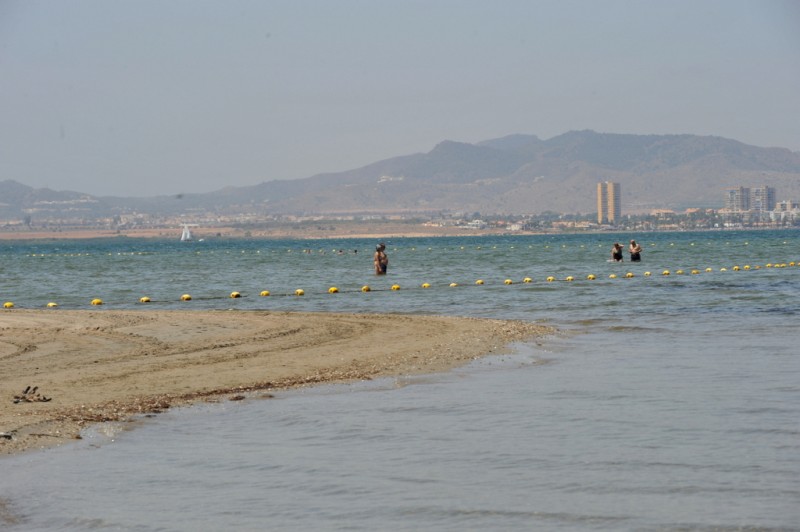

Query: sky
<box><xmin>1</xmin><ymin>0</ymin><xmax>798</xmax><ymax>198</ymax></box>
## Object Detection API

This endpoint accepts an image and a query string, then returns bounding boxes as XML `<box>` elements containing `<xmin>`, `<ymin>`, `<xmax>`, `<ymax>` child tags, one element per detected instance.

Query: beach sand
<box><xmin>0</xmin><ymin>309</ymin><xmax>551</xmax><ymax>456</ymax></box>
<box><xmin>0</xmin><ymin>219</ymin><xmax>540</xmax><ymax>241</ymax></box>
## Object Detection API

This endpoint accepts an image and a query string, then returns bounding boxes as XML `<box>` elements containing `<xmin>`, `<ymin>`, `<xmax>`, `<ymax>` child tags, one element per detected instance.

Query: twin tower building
<box><xmin>597</xmin><ymin>181</ymin><xmax>621</xmax><ymax>225</ymax></box>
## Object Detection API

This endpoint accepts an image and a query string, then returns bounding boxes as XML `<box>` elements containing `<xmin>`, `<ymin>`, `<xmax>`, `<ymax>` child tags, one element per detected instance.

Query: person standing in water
<box><xmin>611</xmin><ymin>242</ymin><xmax>624</xmax><ymax>262</ymax></box>
<box><xmin>374</xmin><ymin>243</ymin><xmax>388</xmax><ymax>275</ymax></box>
<box><xmin>629</xmin><ymin>239</ymin><xmax>642</xmax><ymax>262</ymax></box>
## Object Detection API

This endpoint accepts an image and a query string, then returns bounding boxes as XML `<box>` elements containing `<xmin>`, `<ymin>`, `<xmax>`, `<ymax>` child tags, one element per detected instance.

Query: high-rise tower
<box><xmin>597</xmin><ymin>181</ymin><xmax>621</xmax><ymax>224</ymax></box>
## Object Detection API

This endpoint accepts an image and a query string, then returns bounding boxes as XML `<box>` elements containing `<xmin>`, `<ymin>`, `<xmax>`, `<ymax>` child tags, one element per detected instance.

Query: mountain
<box><xmin>220</xmin><ymin>130</ymin><xmax>800</xmax><ymax>215</ymax></box>
<box><xmin>2</xmin><ymin>131</ymin><xmax>800</xmax><ymax>220</ymax></box>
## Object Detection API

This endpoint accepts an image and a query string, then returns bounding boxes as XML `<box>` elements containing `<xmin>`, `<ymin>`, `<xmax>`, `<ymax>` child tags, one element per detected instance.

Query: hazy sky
<box><xmin>1</xmin><ymin>0</ymin><xmax>798</xmax><ymax>197</ymax></box>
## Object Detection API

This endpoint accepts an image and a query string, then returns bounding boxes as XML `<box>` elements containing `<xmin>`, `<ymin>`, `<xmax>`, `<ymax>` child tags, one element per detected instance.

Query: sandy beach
<box><xmin>0</xmin><ymin>220</ymin><xmax>542</xmax><ymax>241</ymax></box>
<box><xmin>0</xmin><ymin>309</ymin><xmax>551</xmax><ymax>456</ymax></box>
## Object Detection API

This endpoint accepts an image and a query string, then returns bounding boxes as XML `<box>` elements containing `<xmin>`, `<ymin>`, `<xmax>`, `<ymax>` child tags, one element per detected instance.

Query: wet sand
<box><xmin>0</xmin><ymin>309</ymin><xmax>551</xmax><ymax>456</ymax></box>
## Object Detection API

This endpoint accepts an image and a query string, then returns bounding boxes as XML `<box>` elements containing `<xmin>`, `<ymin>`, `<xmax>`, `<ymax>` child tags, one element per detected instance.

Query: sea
<box><xmin>1</xmin><ymin>229</ymin><xmax>799</xmax><ymax>531</ymax></box>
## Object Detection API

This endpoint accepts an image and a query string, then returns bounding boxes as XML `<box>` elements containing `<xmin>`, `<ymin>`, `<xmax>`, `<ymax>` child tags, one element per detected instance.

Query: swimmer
<box><xmin>629</xmin><ymin>240</ymin><xmax>642</xmax><ymax>262</ymax></box>
<box><xmin>611</xmin><ymin>242</ymin><xmax>624</xmax><ymax>262</ymax></box>
<box><xmin>374</xmin><ymin>243</ymin><xmax>388</xmax><ymax>275</ymax></box>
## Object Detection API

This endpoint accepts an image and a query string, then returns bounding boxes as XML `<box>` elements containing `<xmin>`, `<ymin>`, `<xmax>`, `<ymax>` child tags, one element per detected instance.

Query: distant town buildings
<box><xmin>724</xmin><ymin>186</ymin><xmax>752</xmax><ymax>212</ymax></box>
<box><xmin>751</xmin><ymin>185</ymin><xmax>776</xmax><ymax>214</ymax></box>
<box><xmin>597</xmin><ymin>181</ymin><xmax>621</xmax><ymax>225</ymax></box>
<box><xmin>722</xmin><ymin>185</ymin><xmax>785</xmax><ymax>223</ymax></box>
<box><xmin>719</xmin><ymin>184</ymin><xmax>800</xmax><ymax>225</ymax></box>
<box><xmin>724</xmin><ymin>185</ymin><xmax>775</xmax><ymax>214</ymax></box>
<box><xmin>775</xmin><ymin>200</ymin><xmax>799</xmax><ymax>212</ymax></box>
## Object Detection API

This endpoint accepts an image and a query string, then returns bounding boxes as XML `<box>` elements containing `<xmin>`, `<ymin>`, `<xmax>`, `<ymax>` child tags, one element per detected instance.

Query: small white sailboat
<box><xmin>180</xmin><ymin>224</ymin><xmax>194</xmax><ymax>242</ymax></box>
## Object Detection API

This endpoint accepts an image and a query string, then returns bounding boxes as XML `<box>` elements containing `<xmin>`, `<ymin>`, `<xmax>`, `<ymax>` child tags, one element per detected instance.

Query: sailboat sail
<box><xmin>180</xmin><ymin>225</ymin><xmax>193</xmax><ymax>241</ymax></box>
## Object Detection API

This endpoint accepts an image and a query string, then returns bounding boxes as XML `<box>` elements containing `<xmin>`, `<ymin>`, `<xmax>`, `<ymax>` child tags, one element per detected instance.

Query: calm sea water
<box><xmin>1</xmin><ymin>230</ymin><xmax>799</xmax><ymax>531</ymax></box>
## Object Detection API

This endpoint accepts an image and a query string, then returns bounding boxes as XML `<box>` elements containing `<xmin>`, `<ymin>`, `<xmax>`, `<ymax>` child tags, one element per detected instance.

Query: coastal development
<box><xmin>1</xmin><ymin>181</ymin><xmax>798</xmax><ymax>240</ymax></box>
<box><xmin>2</xmin><ymin>130</ymin><xmax>800</xmax><ymax>238</ymax></box>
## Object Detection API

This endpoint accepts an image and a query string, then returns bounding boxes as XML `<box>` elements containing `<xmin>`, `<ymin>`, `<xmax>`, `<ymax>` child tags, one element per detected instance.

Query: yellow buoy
<box><xmin>328</xmin><ymin>287</ymin><xmax>339</xmax><ymax>293</ymax></box>
<box><xmin>449</xmin><ymin>282</ymin><xmax>458</xmax><ymax>288</ymax></box>
<box><xmin>546</xmin><ymin>276</ymin><xmax>555</xmax><ymax>282</ymax></box>
<box><xmin>361</xmin><ymin>285</ymin><xmax>371</xmax><ymax>292</ymax></box>
<box><xmin>294</xmin><ymin>289</ymin><xmax>305</xmax><ymax>296</ymax></box>
<box><xmin>421</xmin><ymin>283</ymin><xmax>431</xmax><ymax>289</ymax></box>
<box><xmin>587</xmin><ymin>274</ymin><xmax>596</xmax><ymax>280</ymax></box>
<box><xmin>504</xmin><ymin>279</ymin><xmax>513</xmax><ymax>285</ymax></box>
<box><xmin>391</xmin><ymin>284</ymin><xmax>401</xmax><ymax>291</ymax></box>
<box><xmin>475</xmin><ymin>279</ymin><xmax>484</xmax><ymax>285</ymax></box>
<box><xmin>181</xmin><ymin>294</ymin><xmax>192</xmax><ymax>301</ymax></box>
<box><xmin>47</xmin><ymin>302</ymin><xmax>58</xmax><ymax>308</ymax></box>
<box><xmin>230</xmin><ymin>291</ymin><xmax>242</xmax><ymax>298</ymax></box>
<box><xmin>523</xmin><ymin>277</ymin><xmax>532</xmax><ymax>283</ymax></box>
<box><xmin>91</xmin><ymin>298</ymin><xmax>103</xmax><ymax>306</ymax></box>
<box><xmin>139</xmin><ymin>296</ymin><xmax>151</xmax><ymax>303</ymax></box>
<box><xmin>260</xmin><ymin>290</ymin><xmax>271</xmax><ymax>297</ymax></box>
<box><xmin>3</xmin><ymin>302</ymin><xmax>14</xmax><ymax>309</ymax></box>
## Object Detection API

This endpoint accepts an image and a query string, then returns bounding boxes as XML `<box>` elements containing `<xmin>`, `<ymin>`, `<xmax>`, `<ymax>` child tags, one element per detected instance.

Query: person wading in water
<box><xmin>629</xmin><ymin>240</ymin><xmax>642</xmax><ymax>262</ymax></box>
<box><xmin>374</xmin><ymin>243</ymin><xmax>388</xmax><ymax>275</ymax></box>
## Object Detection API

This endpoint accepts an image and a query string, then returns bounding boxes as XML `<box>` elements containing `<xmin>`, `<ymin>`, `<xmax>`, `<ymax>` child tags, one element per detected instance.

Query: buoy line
<box><xmin>0</xmin><ymin>260</ymin><xmax>796</xmax><ymax>309</ymax></box>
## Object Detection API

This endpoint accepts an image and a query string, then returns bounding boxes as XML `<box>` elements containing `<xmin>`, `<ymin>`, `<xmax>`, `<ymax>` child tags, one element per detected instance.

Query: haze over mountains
<box><xmin>3</xmin><ymin>130</ymin><xmax>800</xmax><ymax>221</ymax></box>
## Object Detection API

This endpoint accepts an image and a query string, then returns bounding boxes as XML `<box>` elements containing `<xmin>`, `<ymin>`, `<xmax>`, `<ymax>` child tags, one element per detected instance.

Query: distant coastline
<box><xmin>0</xmin><ymin>222</ymin><xmax>794</xmax><ymax>242</ymax></box>
<box><xmin>0</xmin><ymin>223</ymin><xmax>539</xmax><ymax>241</ymax></box>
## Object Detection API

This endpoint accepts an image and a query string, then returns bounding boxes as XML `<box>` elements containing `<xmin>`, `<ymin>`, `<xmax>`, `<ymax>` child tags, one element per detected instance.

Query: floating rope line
<box><xmin>0</xmin><ymin>261</ymin><xmax>796</xmax><ymax>309</ymax></box>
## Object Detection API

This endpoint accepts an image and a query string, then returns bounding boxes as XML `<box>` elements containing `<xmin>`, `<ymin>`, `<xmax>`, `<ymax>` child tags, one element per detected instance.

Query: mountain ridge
<box><xmin>2</xmin><ymin>130</ymin><xmax>799</xmax><ymax>220</ymax></box>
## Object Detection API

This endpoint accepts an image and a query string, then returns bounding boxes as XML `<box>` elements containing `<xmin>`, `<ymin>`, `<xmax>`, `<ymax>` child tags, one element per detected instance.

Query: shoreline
<box><xmin>0</xmin><ymin>225</ymin><xmax>532</xmax><ymax>241</ymax></box>
<box><xmin>0</xmin><ymin>224</ymin><xmax>791</xmax><ymax>242</ymax></box>
<box><xmin>0</xmin><ymin>309</ymin><xmax>552</xmax><ymax>457</ymax></box>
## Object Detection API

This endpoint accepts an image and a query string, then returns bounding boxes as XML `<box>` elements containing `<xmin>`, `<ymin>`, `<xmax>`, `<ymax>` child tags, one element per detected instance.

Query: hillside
<box><xmin>207</xmin><ymin>130</ymin><xmax>800</xmax><ymax>215</ymax></box>
<box><xmin>2</xmin><ymin>131</ymin><xmax>799</xmax><ymax>220</ymax></box>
